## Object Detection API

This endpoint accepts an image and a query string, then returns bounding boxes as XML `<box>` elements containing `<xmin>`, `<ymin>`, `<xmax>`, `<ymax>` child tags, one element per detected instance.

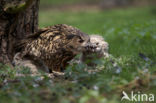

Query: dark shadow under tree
<box><xmin>0</xmin><ymin>0</ymin><xmax>40</xmax><ymax>66</ymax></box>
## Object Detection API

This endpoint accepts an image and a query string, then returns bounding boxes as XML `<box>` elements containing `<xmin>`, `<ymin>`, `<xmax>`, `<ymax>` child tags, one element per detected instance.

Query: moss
<box><xmin>4</xmin><ymin>0</ymin><xmax>34</xmax><ymax>14</ymax></box>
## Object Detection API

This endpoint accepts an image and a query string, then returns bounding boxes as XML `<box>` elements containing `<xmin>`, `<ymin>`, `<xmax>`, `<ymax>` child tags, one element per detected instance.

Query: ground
<box><xmin>0</xmin><ymin>6</ymin><xmax>156</xmax><ymax>103</ymax></box>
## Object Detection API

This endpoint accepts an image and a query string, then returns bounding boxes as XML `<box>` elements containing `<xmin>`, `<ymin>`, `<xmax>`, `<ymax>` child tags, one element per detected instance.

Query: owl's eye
<box><xmin>79</xmin><ymin>39</ymin><xmax>84</xmax><ymax>43</ymax></box>
<box><xmin>78</xmin><ymin>36</ymin><xmax>84</xmax><ymax>43</ymax></box>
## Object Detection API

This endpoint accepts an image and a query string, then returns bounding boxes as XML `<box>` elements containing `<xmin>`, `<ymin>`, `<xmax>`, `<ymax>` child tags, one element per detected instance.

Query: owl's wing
<box><xmin>27</xmin><ymin>31</ymin><xmax>67</xmax><ymax>60</ymax></box>
<box><xmin>15</xmin><ymin>27</ymin><xmax>50</xmax><ymax>53</ymax></box>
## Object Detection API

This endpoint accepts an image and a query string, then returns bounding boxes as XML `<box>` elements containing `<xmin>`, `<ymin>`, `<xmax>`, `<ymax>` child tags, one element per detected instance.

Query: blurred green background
<box><xmin>39</xmin><ymin>0</ymin><xmax>156</xmax><ymax>57</ymax></box>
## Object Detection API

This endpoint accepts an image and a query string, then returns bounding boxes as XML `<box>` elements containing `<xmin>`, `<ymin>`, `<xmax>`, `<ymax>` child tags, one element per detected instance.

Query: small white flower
<box><xmin>93</xmin><ymin>85</ymin><xmax>99</xmax><ymax>90</ymax></box>
<box><xmin>33</xmin><ymin>83</ymin><xmax>39</xmax><ymax>88</ymax></box>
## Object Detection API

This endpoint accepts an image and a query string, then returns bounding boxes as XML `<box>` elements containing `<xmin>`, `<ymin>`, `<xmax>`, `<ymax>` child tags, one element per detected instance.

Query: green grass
<box><xmin>39</xmin><ymin>7</ymin><xmax>156</xmax><ymax>57</ymax></box>
<box><xmin>40</xmin><ymin>0</ymin><xmax>96</xmax><ymax>7</ymax></box>
<box><xmin>1</xmin><ymin>6</ymin><xmax>156</xmax><ymax>103</ymax></box>
<box><xmin>40</xmin><ymin>0</ymin><xmax>79</xmax><ymax>6</ymax></box>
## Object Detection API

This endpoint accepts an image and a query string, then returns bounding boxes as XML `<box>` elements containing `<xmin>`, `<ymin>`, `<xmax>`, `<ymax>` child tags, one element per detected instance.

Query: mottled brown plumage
<box><xmin>16</xmin><ymin>24</ymin><xmax>90</xmax><ymax>72</ymax></box>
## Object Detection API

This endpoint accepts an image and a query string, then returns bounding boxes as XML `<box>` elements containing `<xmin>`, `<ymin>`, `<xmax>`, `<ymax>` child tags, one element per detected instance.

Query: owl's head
<box><xmin>55</xmin><ymin>24</ymin><xmax>90</xmax><ymax>54</ymax></box>
<box><xmin>65</xmin><ymin>33</ymin><xmax>90</xmax><ymax>54</ymax></box>
<box><xmin>84</xmin><ymin>34</ymin><xmax>109</xmax><ymax>58</ymax></box>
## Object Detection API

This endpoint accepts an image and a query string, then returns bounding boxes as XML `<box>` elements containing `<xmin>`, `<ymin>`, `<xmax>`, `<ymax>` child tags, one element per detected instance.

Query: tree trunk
<box><xmin>0</xmin><ymin>0</ymin><xmax>39</xmax><ymax>65</ymax></box>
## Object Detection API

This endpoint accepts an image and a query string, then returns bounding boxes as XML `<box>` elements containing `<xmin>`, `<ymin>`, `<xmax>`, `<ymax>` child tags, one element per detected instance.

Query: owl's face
<box><xmin>91</xmin><ymin>39</ymin><xmax>108</xmax><ymax>53</ymax></box>
<box><xmin>84</xmin><ymin>35</ymin><xmax>109</xmax><ymax>57</ymax></box>
<box><xmin>65</xmin><ymin>34</ymin><xmax>90</xmax><ymax>54</ymax></box>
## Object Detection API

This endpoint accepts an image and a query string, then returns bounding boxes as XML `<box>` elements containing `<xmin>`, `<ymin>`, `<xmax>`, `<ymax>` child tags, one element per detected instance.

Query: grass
<box><xmin>1</xmin><ymin>6</ymin><xmax>156</xmax><ymax>103</ymax></box>
<box><xmin>40</xmin><ymin>0</ymin><xmax>96</xmax><ymax>7</ymax></box>
<box><xmin>39</xmin><ymin>7</ymin><xmax>156</xmax><ymax>57</ymax></box>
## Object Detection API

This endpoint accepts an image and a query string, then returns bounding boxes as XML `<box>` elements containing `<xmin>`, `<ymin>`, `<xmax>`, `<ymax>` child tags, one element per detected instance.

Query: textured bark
<box><xmin>0</xmin><ymin>0</ymin><xmax>39</xmax><ymax>65</ymax></box>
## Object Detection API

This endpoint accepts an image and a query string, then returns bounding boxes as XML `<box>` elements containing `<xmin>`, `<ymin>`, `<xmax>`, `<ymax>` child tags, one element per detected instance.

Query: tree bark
<box><xmin>0</xmin><ymin>0</ymin><xmax>39</xmax><ymax>65</ymax></box>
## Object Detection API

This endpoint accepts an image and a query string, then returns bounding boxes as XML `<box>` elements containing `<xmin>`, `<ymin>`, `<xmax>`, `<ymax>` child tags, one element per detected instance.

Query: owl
<box><xmin>14</xmin><ymin>24</ymin><xmax>91</xmax><ymax>72</ymax></box>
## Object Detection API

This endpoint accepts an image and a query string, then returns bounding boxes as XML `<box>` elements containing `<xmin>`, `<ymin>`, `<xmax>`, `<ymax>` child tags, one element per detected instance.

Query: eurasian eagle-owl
<box><xmin>15</xmin><ymin>24</ymin><xmax>91</xmax><ymax>72</ymax></box>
